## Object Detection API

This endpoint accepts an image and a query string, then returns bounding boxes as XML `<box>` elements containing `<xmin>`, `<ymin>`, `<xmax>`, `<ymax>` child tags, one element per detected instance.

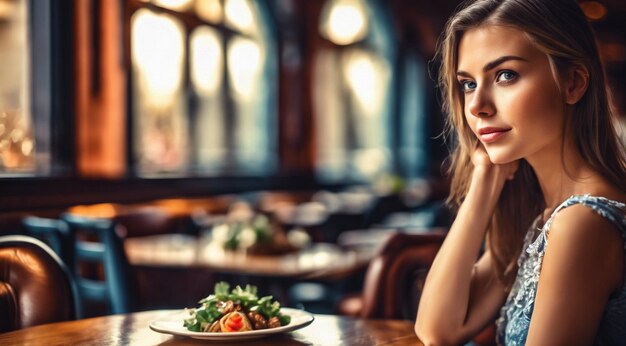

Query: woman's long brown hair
<box><xmin>438</xmin><ymin>0</ymin><xmax>626</xmax><ymax>288</ymax></box>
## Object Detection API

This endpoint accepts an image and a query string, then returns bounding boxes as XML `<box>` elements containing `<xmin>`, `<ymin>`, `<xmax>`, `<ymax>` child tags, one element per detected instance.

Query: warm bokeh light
<box><xmin>152</xmin><ymin>0</ymin><xmax>193</xmax><ymax>12</ymax></box>
<box><xmin>0</xmin><ymin>110</ymin><xmax>34</xmax><ymax>169</ymax></box>
<box><xmin>343</xmin><ymin>50</ymin><xmax>388</xmax><ymax>117</ymax></box>
<box><xmin>227</xmin><ymin>37</ymin><xmax>263</xmax><ymax>99</ymax></box>
<box><xmin>131</xmin><ymin>9</ymin><xmax>185</xmax><ymax>106</ymax></box>
<box><xmin>196</xmin><ymin>0</ymin><xmax>223</xmax><ymax>23</ymax></box>
<box><xmin>154</xmin><ymin>198</ymin><xmax>193</xmax><ymax>216</ymax></box>
<box><xmin>224</xmin><ymin>0</ymin><xmax>255</xmax><ymax>34</ymax></box>
<box><xmin>0</xmin><ymin>0</ymin><xmax>17</xmax><ymax>20</ymax></box>
<box><xmin>68</xmin><ymin>203</ymin><xmax>119</xmax><ymax>218</ymax></box>
<box><xmin>191</xmin><ymin>26</ymin><xmax>223</xmax><ymax>96</ymax></box>
<box><xmin>0</xmin><ymin>0</ymin><xmax>34</xmax><ymax>173</ymax></box>
<box><xmin>320</xmin><ymin>0</ymin><xmax>368</xmax><ymax>45</ymax></box>
<box><xmin>21</xmin><ymin>138</ymin><xmax>33</xmax><ymax>155</ymax></box>
<box><xmin>579</xmin><ymin>1</ymin><xmax>607</xmax><ymax>21</ymax></box>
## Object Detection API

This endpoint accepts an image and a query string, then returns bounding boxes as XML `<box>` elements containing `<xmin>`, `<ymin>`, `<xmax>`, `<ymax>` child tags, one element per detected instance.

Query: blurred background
<box><xmin>0</xmin><ymin>0</ymin><xmax>625</xmax><ymax>317</ymax></box>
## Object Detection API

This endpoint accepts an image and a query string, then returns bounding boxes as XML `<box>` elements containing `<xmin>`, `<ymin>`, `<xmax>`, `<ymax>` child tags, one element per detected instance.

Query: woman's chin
<box><xmin>486</xmin><ymin>151</ymin><xmax>518</xmax><ymax>165</ymax></box>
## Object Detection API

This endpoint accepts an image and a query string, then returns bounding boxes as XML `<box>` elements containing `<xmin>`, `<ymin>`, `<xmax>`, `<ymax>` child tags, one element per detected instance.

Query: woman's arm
<box><xmin>415</xmin><ymin>161</ymin><xmax>515</xmax><ymax>345</ymax></box>
<box><xmin>525</xmin><ymin>205</ymin><xmax>623</xmax><ymax>345</ymax></box>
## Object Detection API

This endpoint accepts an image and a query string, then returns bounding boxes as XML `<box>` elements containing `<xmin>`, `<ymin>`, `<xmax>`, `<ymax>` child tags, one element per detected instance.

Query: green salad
<box><xmin>183</xmin><ymin>282</ymin><xmax>291</xmax><ymax>333</ymax></box>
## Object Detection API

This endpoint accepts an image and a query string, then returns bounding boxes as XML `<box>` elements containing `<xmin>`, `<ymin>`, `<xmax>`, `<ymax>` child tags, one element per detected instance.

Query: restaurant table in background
<box><xmin>0</xmin><ymin>310</ymin><xmax>423</xmax><ymax>345</ymax></box>
<box><xmin>125</xmin><ymin>234</ymin><xmax>379</xmax><ymax>311</ymax></box>
<box><xmin>125</xmin><ymin>234</ymin><xmax>375</xmax><ymax>280</ymax></box>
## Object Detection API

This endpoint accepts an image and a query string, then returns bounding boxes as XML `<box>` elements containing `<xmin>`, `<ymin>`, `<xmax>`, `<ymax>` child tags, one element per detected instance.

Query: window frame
<box><xmin>125</xmin><ymin>0</ymin><xmax>277</xmax><ymax>177</ymax></box>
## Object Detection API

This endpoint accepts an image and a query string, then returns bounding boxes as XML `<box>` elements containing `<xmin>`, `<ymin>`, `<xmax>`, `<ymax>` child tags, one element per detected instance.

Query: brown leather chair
<box><xmin>337</xmin><ymin>230</ymin><xmax>496</xmax><ymax>346</ymax></box>
<box><xmin>360</xmin><ymin>230</ymin><xmax>446</xmax><ymax>319</ymax></box>
<box><xmin>0</xmin><ymin>235</ymin><xmax>76</xmax><ymax>333</ymax></box>
<box><xmin>337</xmin><ymin>231</ymin><xmax>446</xmax><ymax>319</ymax></box>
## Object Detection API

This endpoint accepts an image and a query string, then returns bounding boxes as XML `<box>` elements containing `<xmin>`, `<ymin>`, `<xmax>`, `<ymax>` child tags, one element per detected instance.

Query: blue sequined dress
<box><xmin>496</xmin><ymin>194</ymin><xmax>626</xmax><ymax>345</ymax></box>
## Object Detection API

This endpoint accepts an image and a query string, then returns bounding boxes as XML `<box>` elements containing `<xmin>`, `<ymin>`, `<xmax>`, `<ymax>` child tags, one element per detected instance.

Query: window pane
<box><xmin>314</xmin><ymin>0</ymin><xmax>395</xmax><ymax>182</ymax></box>
<box><xmin>313</xmin><ymin>49</ymin><xmax>347</xmax><ymax>180</ymax></box>
<box><xmin>399</xmin><ymin>48</ymin><xmax>429</xmax><ymax>178</ymax></box>
<box><xmin>0</xmin><ymin>0</ymin><xmax>34</xmax><ymax>174</ymax></box>
<box><xmin>314</xmin><ymin>48</ymin><xmax>392</xmax><ymax>181</ymax></box>
<box><xmin>341</xmin><ymin>49</ymin><xmax>391</xmax><ymax>177</ymax></box>
<box><xmin>224</xmin><ymin>0</ymin><xmax>276</xmax><ymax>174</ymax></box>
<box><xmin>131</xmin><ymin>9</ymin><xmax>187</xmax><ymax>175</ymax></box>
<box><xmin>191</xmin><ymin>26</ymin><xmax>225</xmax><ymax>172</ymax></box>
<box><xmin>227</xmin><ymin>35</ymin><xmax>274</xmax><ymax>173</ymax></box>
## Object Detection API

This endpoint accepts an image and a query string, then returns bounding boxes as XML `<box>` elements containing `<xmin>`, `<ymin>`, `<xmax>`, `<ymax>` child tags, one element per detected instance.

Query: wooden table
<box><xmin>0</xmin><ymin>310</ymin><xmax>424</xmax><ymax>346</ymax></box>
<box><xmin>125</xmin><ymin>234</ymin><xmax>375</xmax><ymax>280</ymax></box>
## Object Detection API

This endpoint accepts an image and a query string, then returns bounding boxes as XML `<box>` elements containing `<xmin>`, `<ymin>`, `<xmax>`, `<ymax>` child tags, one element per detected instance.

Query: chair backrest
<box><xmin>360</xmin><ymin>230</ymin><xmax>446</xmax><ymax>320</ymax></box>
<box><xmin>22</xmin><ymin>216</ymin><xmax>73</xmax><ymax>267</ymax></box>
<box><xmin>0</xmin><ymin>235</ymin><xmax>76</xmax><ymax>333</ymax></box>
<box><xmin>61</xmin><ymin>213</ymin><xmax>137</xmax><ymax>317</ymax></box>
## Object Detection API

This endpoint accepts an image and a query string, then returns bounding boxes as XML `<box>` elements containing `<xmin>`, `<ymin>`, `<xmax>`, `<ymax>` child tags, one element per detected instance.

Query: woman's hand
<box><xmin>471</xmin><ymin>142</ymin><xmax>519</xmax><ymax>187</ymax></box>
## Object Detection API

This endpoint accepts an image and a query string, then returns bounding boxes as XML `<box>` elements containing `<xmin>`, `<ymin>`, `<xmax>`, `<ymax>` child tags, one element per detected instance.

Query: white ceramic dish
<box><xmin>149</xmin><ymin>308</ymin><xmax>314</xmax><ymax>341</ymax></box>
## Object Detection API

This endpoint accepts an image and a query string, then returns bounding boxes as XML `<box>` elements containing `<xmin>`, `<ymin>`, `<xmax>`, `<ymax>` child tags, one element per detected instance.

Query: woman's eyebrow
<box><xmin>456</xmin><ymin>55</ymin><xmax>528</xmax><ymax>77</ymax></box>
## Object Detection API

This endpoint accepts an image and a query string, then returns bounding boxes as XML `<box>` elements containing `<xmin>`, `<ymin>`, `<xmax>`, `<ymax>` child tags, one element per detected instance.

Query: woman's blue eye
<box><xmin>461</xmin><ymin>80</ymin><xmax>477</xmax><ymax>92</ymax></box>
<box><xmin>496</xmin><ymin>70</ymin><xmax>517</xmax><ymax>83</ymax></box>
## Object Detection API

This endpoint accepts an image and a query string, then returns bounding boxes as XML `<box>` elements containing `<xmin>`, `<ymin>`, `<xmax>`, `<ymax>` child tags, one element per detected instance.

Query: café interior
<box><xmin>0</xmin><ymin>0</ymin><xmax>625</xmax><ymax>344</ymax></box>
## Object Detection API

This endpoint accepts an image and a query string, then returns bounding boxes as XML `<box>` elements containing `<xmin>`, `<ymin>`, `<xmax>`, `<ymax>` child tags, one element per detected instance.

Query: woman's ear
<box><xmin>564</xmin><ymin>65</ymin><xmax>589</xmax><ymax>105</ymax></box>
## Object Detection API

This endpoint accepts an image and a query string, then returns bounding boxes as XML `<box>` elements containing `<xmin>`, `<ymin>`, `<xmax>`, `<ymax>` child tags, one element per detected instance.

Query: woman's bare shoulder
<box><xmin>546</xmin><ymin>201</ymin><xmax>624</xmax><ymax>287</ymax></box>
<box><xmin>549</xmin><ymin>202</ymin><xmax>623</xmax><ymax>239</ymax></box>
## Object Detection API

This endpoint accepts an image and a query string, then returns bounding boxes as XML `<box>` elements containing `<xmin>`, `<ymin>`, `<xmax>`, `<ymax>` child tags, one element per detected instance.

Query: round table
<box><xmin>0</xmin><ymin>310</ymin><xmax>423</xmax><ymax>346</ymax></box>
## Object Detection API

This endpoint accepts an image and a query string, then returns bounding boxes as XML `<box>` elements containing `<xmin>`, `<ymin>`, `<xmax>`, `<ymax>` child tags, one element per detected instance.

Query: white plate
<box><xmin>149</xmin><ymin>308</ymin><xmax>315</xmax><ymax>341</ymax></box>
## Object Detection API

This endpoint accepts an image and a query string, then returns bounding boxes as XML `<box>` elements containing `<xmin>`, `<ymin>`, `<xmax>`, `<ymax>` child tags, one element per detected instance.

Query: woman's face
<box><xmin>456</xmin><ymin>25</ymin><xmax>567</xmax><ymax>164</ymax></box>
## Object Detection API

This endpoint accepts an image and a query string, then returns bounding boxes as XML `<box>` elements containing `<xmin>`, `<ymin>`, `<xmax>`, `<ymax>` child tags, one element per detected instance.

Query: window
<box><xmin>129</xmin><ymin>0</ymin><xmax>276</xmax><ymax>177</ymax></box>
<box><xmin>0</xmin><ymin>0</ymin><xmax>35</xmax><ymax>175</ymax></box>
<box><xmin>314</xmin><ymin>0</ymin><xmax>395</xmax><ymax>182</ymax></box>
<box><xmin>397</xmin><ymin>46</ymin><xmax>430</xmax><ymax>179</ymax></box>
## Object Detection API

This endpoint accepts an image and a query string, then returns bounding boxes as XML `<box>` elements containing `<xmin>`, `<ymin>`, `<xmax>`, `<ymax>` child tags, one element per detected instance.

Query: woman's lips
<box><xmin>478</xmin><ymin>127</ymin><xmax>511</xmax><ymax>143</ymax></box>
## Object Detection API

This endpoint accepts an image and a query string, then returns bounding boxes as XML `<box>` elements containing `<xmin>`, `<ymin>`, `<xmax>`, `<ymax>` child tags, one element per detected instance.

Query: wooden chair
<box><xmin>62</xmin><ymin>213</ymin><xmax>137</xmax><ymax>317</ymax></box>
<box><xmin>0</xmin><ymin>235</ymin><xmax>76</xmax><ymax>332</ymax></box>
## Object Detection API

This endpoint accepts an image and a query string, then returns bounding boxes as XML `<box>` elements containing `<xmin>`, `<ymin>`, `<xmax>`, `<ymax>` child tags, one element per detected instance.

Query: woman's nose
<box><xmin>467</xmin><ymin>87</ymin><xmax>495</xmax><ymax>118</ymax></box>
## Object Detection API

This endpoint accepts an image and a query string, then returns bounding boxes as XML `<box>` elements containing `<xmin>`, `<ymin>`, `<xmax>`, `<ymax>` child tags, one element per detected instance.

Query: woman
<box><xmin>414</xmin><ymin>0</ymin><xmax>626</xmax><ymax>345</ymax></box>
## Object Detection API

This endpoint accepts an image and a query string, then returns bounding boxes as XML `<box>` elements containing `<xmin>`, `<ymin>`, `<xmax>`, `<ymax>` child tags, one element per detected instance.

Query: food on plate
<box><xmin>183</xmin><ymin>282</ymin><xmax>291</xmax><ymax>333</ymax></box>
<box><xmin>210</xmin><ymin>215</ymin><xmax>304</xmax><ymax>255</ymax></box>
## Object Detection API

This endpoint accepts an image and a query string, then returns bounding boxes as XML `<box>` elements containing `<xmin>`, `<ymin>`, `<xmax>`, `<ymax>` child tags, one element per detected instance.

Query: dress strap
<box><xmin>544</xmin><ymin>194</ymin><xmax>626</xmax><ymax>236</ymax></box>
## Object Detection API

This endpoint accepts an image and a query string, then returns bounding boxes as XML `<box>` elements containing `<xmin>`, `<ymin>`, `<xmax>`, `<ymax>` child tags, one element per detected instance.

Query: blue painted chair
<box><xmin>61</xmin><ymin>213</ymin><xmax>137</xmax><ymax>317</ymax></box>
<box><xmin>22</xmin><ymin>216</ymin><xmax>74</xmax><ymax>268</ymax></box>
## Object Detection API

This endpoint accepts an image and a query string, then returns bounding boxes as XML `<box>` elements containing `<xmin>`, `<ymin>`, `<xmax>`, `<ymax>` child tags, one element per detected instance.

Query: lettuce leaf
<box><xmin>185</xmin><ymin>281</ymin><xmax>291</xmax><ymax>331</ymax></box>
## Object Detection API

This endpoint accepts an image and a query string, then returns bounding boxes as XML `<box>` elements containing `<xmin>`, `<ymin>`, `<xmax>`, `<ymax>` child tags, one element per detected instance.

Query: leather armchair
<box><xmin>336</xmin><ymin>230</ymin><xmax>446</xmax><ymax>319</ymax></box>
<box><xmin>360</xmin><ymin>230</ymin><xmax>447</xmax><ymax>319</ymax></box>
<box><xmin>336</xmin><ymin>230</ymin><xmax>496</xmax><ymax>346</ymax></box>
<box><xmin>0</xmin><ymin>236</ymin><xmax>76</xmax><ymax>333</ymax></box>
